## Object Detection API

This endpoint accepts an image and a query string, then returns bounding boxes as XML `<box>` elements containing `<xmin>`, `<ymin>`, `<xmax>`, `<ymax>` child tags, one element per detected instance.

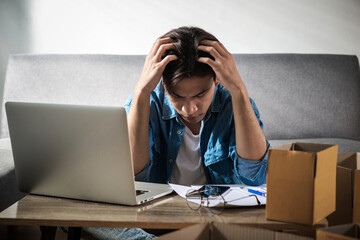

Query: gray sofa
<box><xmin>0</xmin><ymin>54</ymin><xmax>359</xmax><ymax>212</ymax></box>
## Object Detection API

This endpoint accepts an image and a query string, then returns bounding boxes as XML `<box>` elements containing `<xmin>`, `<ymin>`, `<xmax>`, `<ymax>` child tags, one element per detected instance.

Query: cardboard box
<box><xmin>266</xmin><ymin>142</ymin><xmax>338</xmax><ymax>225</ymax></box>
<box><xmin>317</xmin><ymin>223</ymin><xmax>360</xmax><ymax>240</ymax></box>
<box><xmin>327</xmin><ymin>152</ymin><xmax>360</xmax><ymax>225</ymax></box>
<box><xmin>157</xmin><ymin>223</ymin><xmax>312</xmax><ymax>240</ymax></box>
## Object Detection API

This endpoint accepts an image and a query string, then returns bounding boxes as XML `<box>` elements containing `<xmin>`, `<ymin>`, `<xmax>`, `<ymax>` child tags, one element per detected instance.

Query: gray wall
<box><xmin>1</xmin><ymin>0</ymin><xmax>360</xmax><ymax>103</ymax></box>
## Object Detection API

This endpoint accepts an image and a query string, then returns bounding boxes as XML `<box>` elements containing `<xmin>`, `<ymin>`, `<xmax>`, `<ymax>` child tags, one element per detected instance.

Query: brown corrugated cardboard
<box><xmin>317</xmin><ymin>223</ymin><xmax>360</xmax><ymax>240</ymax></box>
<box><xmin>354</xmin><ymin>156</ymin><xmax>360</xmax><ymax>223</ymax></box>
<box><xmin>210</xmin><ymin>223</ymin><xmax>312</xmax><ymax>240</ymax></box>
<box><xmin>328</xmin><ymin>152</ymin><xmax>360</xmax><ymax>225</ymax></box>
<box><xmin>158</xmin><ymin>223</ymin><xmax>312</xmax><ymax>240</ymax></box>
<box><xmin>157</xmin><ymin>223</ymin><xmax>209</xmax><ymax>240</ymax></box>
<box><xmin>327</xmin><ymin>166</ymin><xmax>353</xmax><ymax>225</ymax></box>
<box><xmin>266</xmin><ymin>142</ymin><xmax>338</xmax><ymax>226</ymax></box>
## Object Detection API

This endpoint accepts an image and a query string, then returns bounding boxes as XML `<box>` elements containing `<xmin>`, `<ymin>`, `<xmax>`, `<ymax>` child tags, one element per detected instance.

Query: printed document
<box><xmin>169</xmin><ymin>183</ymin><xmax>266</xmax><ymax>207</ymax></box>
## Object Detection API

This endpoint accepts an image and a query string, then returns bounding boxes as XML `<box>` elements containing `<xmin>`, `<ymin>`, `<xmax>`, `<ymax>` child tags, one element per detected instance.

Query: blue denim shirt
<box><xmin>124</xmin><ymin>81</ymin><xmax>269</xmax><ymax>186</ymax></box>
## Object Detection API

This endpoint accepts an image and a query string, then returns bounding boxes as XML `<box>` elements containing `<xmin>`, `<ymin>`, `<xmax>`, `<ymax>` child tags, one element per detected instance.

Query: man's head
<box><xmin>160</xmin><ymin>27</ymin><xmax>219</xmax><ymax>128</ymax></box>
<box><xmin>161</xmin><ymin>26</ymin><xmax>218</xmax><ymax>94</ymax></box>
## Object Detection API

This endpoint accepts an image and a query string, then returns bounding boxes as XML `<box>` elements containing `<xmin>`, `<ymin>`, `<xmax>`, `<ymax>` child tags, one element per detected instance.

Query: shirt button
<box><xmin>177</xmin><ymin>130</ymin><xmax>182</xmax><ymax>135</ymax></box>
<box><xmin>169</xmin><ymin>159</ymin><xmax>174</xmax><ymax>164</ymax></box>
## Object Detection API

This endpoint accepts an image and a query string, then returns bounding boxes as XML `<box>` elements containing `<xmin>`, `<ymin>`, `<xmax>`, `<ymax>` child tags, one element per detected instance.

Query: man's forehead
<box><xmin>171</xmin><ymin>75</ymin><xmax>214</xmax><ymax>96</ymax></box>
<box><xmin>175</xmin><ymin>75</ymin><xmax>214</xmax><ymax>89</ymax></box>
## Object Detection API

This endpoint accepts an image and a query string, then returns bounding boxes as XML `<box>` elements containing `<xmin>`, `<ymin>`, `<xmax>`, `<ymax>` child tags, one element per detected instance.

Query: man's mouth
<box><xmin>182</xmin><ymin>114</ymin><xmax>201</xmax><ymax>122</ymax></box>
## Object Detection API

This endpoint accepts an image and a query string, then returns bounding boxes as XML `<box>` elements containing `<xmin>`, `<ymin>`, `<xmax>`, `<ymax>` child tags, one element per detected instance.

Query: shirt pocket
<box><xmin>203</xmin><ymin>143</ymin><xmax>229</xmax><ymax>166</ymax></box>
<box><xmin>203</xmin><ymin>142</ymin><xmax>241</xmax><ymax>184</ymax></box>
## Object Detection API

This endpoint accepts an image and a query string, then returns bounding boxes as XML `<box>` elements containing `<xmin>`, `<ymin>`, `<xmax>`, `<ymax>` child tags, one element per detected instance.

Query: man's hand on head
<box><xmin>197</xmin><ymin>40</ymin><xmax>248</xmax><ymax>98</ymax></box>
<box><xmin>135</xmin><ymin>37</ymin><xmax>178</xmax><ymax>96</ymax></box>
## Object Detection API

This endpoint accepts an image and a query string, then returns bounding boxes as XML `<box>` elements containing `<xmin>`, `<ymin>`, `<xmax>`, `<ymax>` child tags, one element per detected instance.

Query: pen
<box><xmin>242</xmin><ymin>188</ymin><xmax>266</xmax><ymax>197</ymax></box>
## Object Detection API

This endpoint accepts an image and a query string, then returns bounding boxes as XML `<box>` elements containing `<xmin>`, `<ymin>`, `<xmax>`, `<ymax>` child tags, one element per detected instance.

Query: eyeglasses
<box><xmin>185</xmin><ymin>187</ymin><xmax>226</xmax><ymax>214</ymax></box>
<box><xmin>185</xmin><ymin>186</ymin><xmax>262</xmax><ymax>215</ymax></box>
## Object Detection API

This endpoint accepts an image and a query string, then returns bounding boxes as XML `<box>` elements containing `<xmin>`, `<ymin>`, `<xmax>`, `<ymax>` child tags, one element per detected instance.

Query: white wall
<box><xmin>1</xmin><ymin>0</ymin><xmax>359</xmax><ymax>100</ymax></box>
<box><xmin>28</xmin><ymin>0</ymin><xmax>360</xmax><ymax>55</ymax></box>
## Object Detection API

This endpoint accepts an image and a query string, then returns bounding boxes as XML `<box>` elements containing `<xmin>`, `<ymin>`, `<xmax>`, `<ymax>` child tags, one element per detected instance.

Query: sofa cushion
<box><xmin>0</xmin><ymin>148</ymin><xmax>26</xmax><ymax>212</ymax></box>
<box><xmin>1</xmin><ymin>54</ymin><xmax>360</xmax><ymax>142</ymax></box>
<box><xmin>1</xmin><ymin>54</ymin><xmax>145</xmax><ymax>138</ymax></box>
<box><xmin>235</xmin><ymin>54</ymin><xmax>360</xmax><ymax>141</ymax></box>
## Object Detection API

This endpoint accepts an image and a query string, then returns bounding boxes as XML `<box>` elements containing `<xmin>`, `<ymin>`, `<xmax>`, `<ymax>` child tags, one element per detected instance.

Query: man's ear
<box><xmin>214</xmin><ymin>77</ymin><xmax>220</xmax><ymax>86</ymax></box>
<box><xmin>160</xmin><ymin>80</ymin><xmax>165</xmax><ymax>91</ymax></box>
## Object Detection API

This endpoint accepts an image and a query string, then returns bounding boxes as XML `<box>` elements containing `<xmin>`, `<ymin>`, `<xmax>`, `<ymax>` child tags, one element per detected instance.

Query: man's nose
<box><xmin>182</xmin><ymin>100</ymin><xmax>198</xmax><ymax>116</ymax></box>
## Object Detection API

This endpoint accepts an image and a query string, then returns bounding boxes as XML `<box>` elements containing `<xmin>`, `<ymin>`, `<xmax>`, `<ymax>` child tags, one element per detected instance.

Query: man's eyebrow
<box><xmin>172</xmin><ymin>85</ymin><xmax>212</xmax><ymax>98</ymax></box>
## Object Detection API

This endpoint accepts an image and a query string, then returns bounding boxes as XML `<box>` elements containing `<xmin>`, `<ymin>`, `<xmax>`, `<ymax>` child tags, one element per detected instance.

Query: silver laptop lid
<box><xmin>6</xmin><ymin>102</ymin><xmax>138</xmax><ymax>205</ymax></box>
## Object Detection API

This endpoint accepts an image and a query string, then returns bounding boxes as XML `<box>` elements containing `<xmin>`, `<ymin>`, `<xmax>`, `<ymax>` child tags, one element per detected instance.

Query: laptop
<box><xmin>5</xmin><ymin>101</ymin><xmax>173</xmax><ymax>205</ymax></box>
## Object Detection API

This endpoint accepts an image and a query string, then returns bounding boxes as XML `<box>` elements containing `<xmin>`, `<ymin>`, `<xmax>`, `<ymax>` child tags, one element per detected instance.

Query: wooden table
<box><xmin>0</xmin><ymin>193</ymin><xmax>326</xmax><ymax>239</ymax></box>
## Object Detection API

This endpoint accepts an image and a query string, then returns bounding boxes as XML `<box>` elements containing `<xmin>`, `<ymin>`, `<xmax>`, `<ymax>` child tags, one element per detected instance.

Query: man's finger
<box><xmin>198</xmin><ymin>45</ymin><xmax>222</xmax><ymax>60</ymax></box>
<box><xmin>200</xmin><ymin>40</ymin><xmax>228</xmax><ymax>57</ymax></box>
<box><xmin>156</xmin><ymin>42</ymin><xmax>176</xmax><ymax>62</ymax></box>
<box><xmin>149</xmin><ymin>37</ymin><xmax>174</xmax><ymax>57</ymax></box>
<box><xmin>160</xmin><ymin>55</ymin><xmax>178</xmax><ymax>69</ymax></box>
<box><xmin>197</xmin><ymin>56</ymin><xmax>216</xmax><ymax>69</ymax></box>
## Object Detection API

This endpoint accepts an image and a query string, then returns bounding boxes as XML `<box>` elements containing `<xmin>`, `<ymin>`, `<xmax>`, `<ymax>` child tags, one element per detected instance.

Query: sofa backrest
<box><xmin>1</xmin><ymin>54</ymin><xmax>360</xmax><ymax>141</ymax></box>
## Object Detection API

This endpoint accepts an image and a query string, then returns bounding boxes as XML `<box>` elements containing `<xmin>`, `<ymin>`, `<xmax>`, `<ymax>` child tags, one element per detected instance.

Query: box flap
<box><xmin>211</xmin><ymin>223</ymin><xmax>312</xmax><ymax>240</ymax></box>
<box><xmin>313</xmin><ymin>144</ymin><xmax>337</xmax><ymax>224</ymax></box>
<box><xmin>211</xmin><ymin>223</ymin><xmax>275</xmax><ymax>240</ymax></box>
<box><xmin>338</xmin><ymin>153</ymin><xmax>359</xmax><ymax>170</ymax></box>
<box><xmin>336</xmin><ymin>152</ymin><xmax>360</xmax><ymax>224</ymax></box>
<box><xmin>267</xmin><ymin>148</ymin><xmax>315</xmax><ymax>225</ymax></box>
<box><xmin>274</xmin><ymin>232</ymin><xmax>312</xmax><ymax>240</ymax></box>
<box><xmin>293</xmin><ymin>142</ymin><xmax>334</xmax><ymax>153</ymax></box>
<box><xmin>157</xmin><ymin>223</ymin><xmax>209</xmax><ymax>240</ymax></box>
<box><xmin>317</xmin><ymin>224</ymin><xmax>360</xmax><ymax>239</ymax></box>
<box><xmin>354</xmin><ymin>169</ymin><xmax>360</xmax><ymax>223</ymax></box>
<box><xmin>327</xmin><ymin>166</ymin><xmax>353</xmax><ymax>225</ymax></box>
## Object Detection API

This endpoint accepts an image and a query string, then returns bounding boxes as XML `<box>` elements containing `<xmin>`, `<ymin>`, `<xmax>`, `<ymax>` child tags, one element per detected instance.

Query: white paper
<box><xmin>169</xmin><ymin>183</ymin><xmax>266</xmax><ymax>207</ymax></box>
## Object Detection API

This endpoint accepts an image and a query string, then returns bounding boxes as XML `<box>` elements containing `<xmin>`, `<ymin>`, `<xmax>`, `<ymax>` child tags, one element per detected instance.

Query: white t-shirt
<box><xmin>170</xmin><ymin>123</ymin><xmax>207</xmax><ymax>185</ymax></box>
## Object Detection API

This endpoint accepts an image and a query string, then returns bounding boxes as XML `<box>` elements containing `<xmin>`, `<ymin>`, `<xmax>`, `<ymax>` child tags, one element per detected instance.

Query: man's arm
<box><xmin>127</xmin><ymin>89</ymin><xmax>152</xmax><ymax>175</ymax></box>
<box><xmin>198</xmin><ymin>40</ymin><xmax>267</xmax><ymax>161</ymax></box>
<box><xmin>128</xmin><ymin>38</ymin><xmax>177</xmax><ymax>175</ymax></box>
<box><xmin>229</xmin><ymin>83</ymin><xmax>267</xmax><ymax>160</ymax></box>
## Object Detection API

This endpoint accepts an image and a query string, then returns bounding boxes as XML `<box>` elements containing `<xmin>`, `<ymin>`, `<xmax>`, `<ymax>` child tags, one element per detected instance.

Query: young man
<box><xmin>83</xmin><ymin>26</ymin><xmax>269</xmax><ymax>240</ymax></box>
<box><xmin>125</xmin><ymin>26</ymin><xmax>269</xmax><ymax>186</ymax></box>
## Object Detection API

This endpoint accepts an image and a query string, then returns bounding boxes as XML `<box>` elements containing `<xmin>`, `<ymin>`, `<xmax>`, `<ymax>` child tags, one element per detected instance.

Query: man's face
<box><xmin>166</xmin><ymin>75</ymin><xmax>218</xmax><ymax>126</ymax></box>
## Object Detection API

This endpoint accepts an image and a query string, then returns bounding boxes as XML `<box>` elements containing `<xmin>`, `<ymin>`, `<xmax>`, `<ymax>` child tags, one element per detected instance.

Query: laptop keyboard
<box><xmin>136</xmin><ymin>190</ymin><xmax>149</xmax><ymax>196</ymax></box>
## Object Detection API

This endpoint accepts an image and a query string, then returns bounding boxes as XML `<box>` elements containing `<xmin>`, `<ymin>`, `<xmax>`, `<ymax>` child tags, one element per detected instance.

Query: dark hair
<box><xmin>161</xmin><ymin>26</ymin><xmax>218</xmax><ymax>94</ymax></box>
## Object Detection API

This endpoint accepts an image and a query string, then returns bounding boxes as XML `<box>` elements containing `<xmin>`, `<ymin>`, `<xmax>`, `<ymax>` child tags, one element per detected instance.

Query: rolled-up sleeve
<box><xmin>232</xmin><ymin>141</ymin><xmax>270</xmax><ymax>186</ymax></box>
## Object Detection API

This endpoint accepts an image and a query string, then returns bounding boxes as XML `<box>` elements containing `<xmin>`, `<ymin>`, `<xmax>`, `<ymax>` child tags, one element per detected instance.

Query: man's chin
<box><xmin>182</xmin><ymin>115</ymin><xmax>203</xmax><ymax>124</ymax></box>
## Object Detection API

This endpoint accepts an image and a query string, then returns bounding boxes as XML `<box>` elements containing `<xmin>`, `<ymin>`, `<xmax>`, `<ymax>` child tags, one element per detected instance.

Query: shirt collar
<box><xmin>162</xmin><ymin>92</ymin><xmax>177</xmax><ymax>120</ymax></box>
<box><xmin>161</xmin><ymin>84</ymin><xmax>223</xmax><ymax>121</ymax></box>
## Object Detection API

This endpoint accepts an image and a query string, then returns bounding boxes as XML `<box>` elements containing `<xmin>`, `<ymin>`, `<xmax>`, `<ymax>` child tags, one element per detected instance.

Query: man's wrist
<box><xmin>226</xmin><ymin>75</ymin><xmax>247</xmax><ymax>97</ymax></box>
<box><xmin>229</xmin><ymin>83</ymin><xmax>251</xmax><ymax>107</ymax></box>
<box><xmin>134</xmin><ymin>85</ymin><xmax>152</xmax><ymax>99</ymax></box>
